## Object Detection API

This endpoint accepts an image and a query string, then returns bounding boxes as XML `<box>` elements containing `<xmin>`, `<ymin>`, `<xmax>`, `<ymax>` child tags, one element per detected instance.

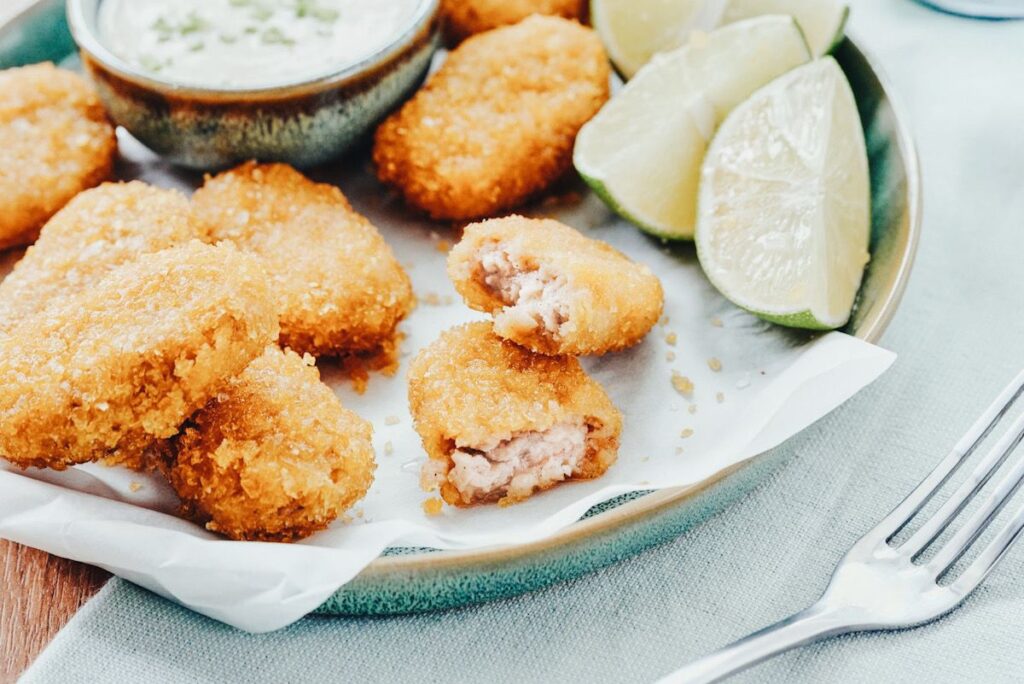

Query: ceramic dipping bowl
<box><xmin>66</xmin><ymin>0</ymin><xmax>440</xmax><ymax>169</ymax></box>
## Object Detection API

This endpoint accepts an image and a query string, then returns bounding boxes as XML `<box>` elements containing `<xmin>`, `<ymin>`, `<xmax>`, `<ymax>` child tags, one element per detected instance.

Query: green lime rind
<box><xmin>747</xmin><ymin>308</ymin><xmax>843</xmax><ymax>331</ymax></box>
<box><xmin>576</xmin><ymin>168</ymin><xmax>695</xmax><ymax>241</ymax></box>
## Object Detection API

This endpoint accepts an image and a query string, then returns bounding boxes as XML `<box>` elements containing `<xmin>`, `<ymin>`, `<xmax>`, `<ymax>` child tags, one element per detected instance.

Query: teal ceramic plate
<box><xmin>0</xmin><ymin>1</ymin><xmax>920</xmax><ymax>617</ymax></box>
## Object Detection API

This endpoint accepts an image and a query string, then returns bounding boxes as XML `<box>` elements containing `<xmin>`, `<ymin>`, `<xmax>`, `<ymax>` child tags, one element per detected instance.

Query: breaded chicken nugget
<box><xmin>409</xmin><ymin>322</ymin><xmax>621</xmax><ymax>506</ymax></box>
<box><xmin>373</xmin><ymin>16</ymin><xmax>610</xmax><ymax>221</ymax></box>
<box><xmin>0</xmin><ymin>242</ymin><xmax>278</xmax><ymax>470</ymax></box>
<box><xmin>191</xmin><ymin>162</ymin><xmax>414</xmax><ymax>357</ymax></box>
<box><xmin>448</xmin><ymin>216</ymin><xmax>664</xmax><ymax>355</ymax></box>
<box><xmin>0</xmin><ymin>63</ymin><xmax>117</xmax><ymax>250</ymax></box>
<box><xmin>441</xmin><ymin>0</ymin><xmax>585</xmax><ymax>43</ymax></box>
<box><xmin>168</xmin><ymin>346</ymin><xmax>376</xmax><ymax>542</ymax></box>
<box><xmin>0</xmin><ymin>182</ymin><xmax>198</xmax><ymax>332</ymax></box>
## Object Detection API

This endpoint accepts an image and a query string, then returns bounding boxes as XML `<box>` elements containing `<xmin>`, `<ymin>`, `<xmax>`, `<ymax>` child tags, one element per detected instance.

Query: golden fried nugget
<box><xmin>0</xmin><ymin>242</ymin><xmax>278</xmax><ymax>470</ymax></box>
<box><xmin>409</xmin><ymin>322</ymin><xmax>621</xmax><ymax>506</ymax></box>
<box><xmin>191</xmin><ymin>162</ymin><xmax>414</xmax><ymax>357</ymax></box>
<box><xmin>373</xmin><ymin>16</ymin><xmax>610</xmax><ymax>221</ymax></box>
<box><xmin>441</xmin><ymin>0</ymin><xmax>585</xmax><ymax>43</ymax></box>
<box><xmin>168</xmin><ymin>346</ymin><xmax>376</xmax><ymax>542</ymax></box>
<box><xmin>448</xmin><ymin>216</ymin><xmax>664</xmax><ymax>355</ymax></box>
<box><xmin>0</xmin><ymin>182</ymin><xmax>198</xmax><ymax>333</ymax></box>
<box><xmin>0</xmin><ymin>63</ymin><xmax>116</xmax><ymax>250</ymax></box>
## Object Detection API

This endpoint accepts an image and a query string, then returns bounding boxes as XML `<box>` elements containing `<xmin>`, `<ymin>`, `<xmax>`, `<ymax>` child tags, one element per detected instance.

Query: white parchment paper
<box><xmin>0</xmin><ymin>133</ymin><xmax>895</xmax><ymax>632</ymax></box>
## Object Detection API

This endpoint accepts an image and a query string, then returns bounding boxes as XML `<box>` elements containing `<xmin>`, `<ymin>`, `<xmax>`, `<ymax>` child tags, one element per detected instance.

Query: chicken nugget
<box><xmin>373</xmin><ymin>16</ymin><xmax>610</xmax><ymax>221</ymax></box>
<box><xmin>409</xmin><ymin>322</ymin><xmax>621</xmax><ymax>506</ymax></box>
<box><xmin>191</xmin><ymin>162</ymin><xmax>414</xmax><ymax>357</ymax></box>
<box><xmin>441</xmin><ymin>0</ymin><xmax>585</xmax><ymax>43</ymax></box>
<box><xmin>0</xmin><ymin>241</ymin><xmax>278</xmax><ymax>470</ymax></box>
<box><xmin>0</xmin><ymin>182</ymin><xmax>199</xmax><ymax>333</ymax></box>
<box><xmin>448</xmin><ymin>216</ymin><xmax>664</xmax><ymax>355</ymax></box>
<box><xmin>168</xmin><ymin>346</ymin><xmax>376</xmax><ymax>542</ymax></box>
<box><xmin>0</xmin><ymin>63</ymin><xmax>117</xmax><ymax>250</ymax></box>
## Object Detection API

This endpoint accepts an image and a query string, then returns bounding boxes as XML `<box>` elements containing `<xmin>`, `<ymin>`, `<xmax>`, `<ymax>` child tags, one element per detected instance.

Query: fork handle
<box><xmin>656</xmin><ymin>603</ymin><xmax>852</xmax><ymax>683</ymax></box>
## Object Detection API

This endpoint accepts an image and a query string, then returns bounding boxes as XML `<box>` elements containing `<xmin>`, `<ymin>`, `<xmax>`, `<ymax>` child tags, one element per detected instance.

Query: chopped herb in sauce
<box><xmin>100</xmin><ymin>0</ymin><xmax>418</xmax><ymax>88</ymax></box>
<box><xmin>261</xmin><ymin>27</ymin><xmax>295</xmax><ymax>46</ymax></box>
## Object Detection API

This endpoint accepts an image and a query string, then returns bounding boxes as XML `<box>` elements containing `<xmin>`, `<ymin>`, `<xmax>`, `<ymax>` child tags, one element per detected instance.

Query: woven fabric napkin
<box><xmin>19</xmin><ymin>0</ymin><xmax>1024</xmax><ymax>681</ymax></box>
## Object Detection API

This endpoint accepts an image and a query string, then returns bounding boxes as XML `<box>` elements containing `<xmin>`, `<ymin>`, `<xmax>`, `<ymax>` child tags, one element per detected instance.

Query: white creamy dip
<box><xmin>98</xmin><ymin>0</ymin><xmax>421</xmax><ymax>89</ymax></box>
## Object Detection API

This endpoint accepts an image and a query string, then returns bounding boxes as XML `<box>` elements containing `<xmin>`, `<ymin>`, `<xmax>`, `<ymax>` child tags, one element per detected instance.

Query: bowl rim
<box><xmin>66</xmin><ymin>0</ymin><xmax>439</xmax><ymax>99</ymax></box>
<box><xmin>354</xmin><ymin>31</ymin><xmax>923</xmax><ymax>578</ymax></box>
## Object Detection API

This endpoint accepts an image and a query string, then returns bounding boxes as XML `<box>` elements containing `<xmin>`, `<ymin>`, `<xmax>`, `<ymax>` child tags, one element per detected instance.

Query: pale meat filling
<box><xmin>478</xmin><ymin>246</ymin><xmax>570</xmax><ymax>338</ymax></box>
<box><xmin>448</xmin><ymin>420</ymin><xmax>587</xmax><ymax>503</ymax></box>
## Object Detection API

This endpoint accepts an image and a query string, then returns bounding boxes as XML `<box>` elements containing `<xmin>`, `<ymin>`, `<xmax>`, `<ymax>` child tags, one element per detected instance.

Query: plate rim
<box><xmin>0</xmin><ymin>4</ymin><xmax>921</xmax><ymax>598</ymax></box>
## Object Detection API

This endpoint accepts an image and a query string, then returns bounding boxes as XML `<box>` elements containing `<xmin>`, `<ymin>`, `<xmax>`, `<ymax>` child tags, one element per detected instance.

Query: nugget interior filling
<box><xmin>446</xmin><ymin>419</ymin><xmax>588</xmax><ymax>503</ymax></box>
<box><xmin>478</xmin><ymin>245</ymin><xmax>570</xmax><ymax>338</ymax></box>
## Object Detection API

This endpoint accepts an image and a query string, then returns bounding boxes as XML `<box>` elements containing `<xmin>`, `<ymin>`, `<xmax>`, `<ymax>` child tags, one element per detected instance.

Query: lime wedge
<box><xmin>695</xmin><ymin>58</ymin><xmax>870</xmax><ymax>330</ymax></box>
<box><xmin>590</xmin><ymin>0</ymin><xmax>720</xmax><ymax>79</ymax></box>
<box><xmin>590</xmin><ymin>0</ymin><xmax>846</xmax><ymax>78</ymax></box>
<box><xmin>574</xmin><ymin>16</ymin><xmax>810</xmax><ymax>240</ymax></box>
<box><xmin>722</xmin><ymin>0</ymin><xmax>848</xmax><ymax>56</ymax></box>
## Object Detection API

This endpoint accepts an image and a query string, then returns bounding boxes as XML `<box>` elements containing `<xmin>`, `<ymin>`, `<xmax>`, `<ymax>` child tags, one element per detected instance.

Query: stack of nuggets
<box><xmin>410</xmin><ymin>216</ymin><xmax>664</xmax><ymax>507</ymax></box>
<box><xmin>0</xmin><ymin>241</ymin><xmax>278</xmax><ymax>469</ymax></box>
<box><xmin>0</xmin><ymin>155</ymin><xmax>413</xmax><ymax>540</ymax></box>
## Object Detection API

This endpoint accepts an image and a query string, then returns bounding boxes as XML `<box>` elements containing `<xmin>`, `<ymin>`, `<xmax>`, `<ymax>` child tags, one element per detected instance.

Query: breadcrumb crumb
<box><xmin>680</xmin><ymin>428</ymin><xmax>694</xmax><ymax>439</ymax></box>
<box><xmin>708</xmin><ymin>357</ymin><xmax>722</xmax><ymax>372</ymax></box>
<box><xmin>671</xmin><ymin>372</ymin><xmax>694</xmax><ymax>397</ymax></box>
<box><xmin>423</xmin><ymin>498</ymin><xmax>444</xmax><ymax>516</ymax></box>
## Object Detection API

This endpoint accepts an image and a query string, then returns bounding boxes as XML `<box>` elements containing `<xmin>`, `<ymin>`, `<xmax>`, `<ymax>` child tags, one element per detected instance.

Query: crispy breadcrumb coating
<box><xmin>191</xmin><ymin>162</ymin><xmax>414</xmax><ymax>357</ymax></box>
<box><xmin>409</xmin><ymin>322</ymin><xmax>621</xmax><ymax>506</ymax></box>
<box><xmin>169</xmin><ymin>346</ymin><xmax>375</xmax><ymax>542</ymax></box>
<box><xmin>0</xmin><ymin>63</ymin><xmax>116</xmax><ymax>250</ymax></box>
<box><xmin>373</xmin><ymin>16</ymin><xmax>610</xmax><ymax>221</ymax></box>
<box><xmin>0</xmin><ymin>182</ymin><xmax>199</xmax><ymax>333</ymax></box>
<box><xmin>448</xmin><ymin>216</ymin><xmax>664</xmax><ymax>355</ymax></box>
<box><xmin>0</xmin><ymin>242</ymin><xmax>278</xmax><ymax>470</ymax></box>
<box><xmin>441</xmin><ymin>0</ymin><xmax>585</xmax><ymax>43</ymax></box>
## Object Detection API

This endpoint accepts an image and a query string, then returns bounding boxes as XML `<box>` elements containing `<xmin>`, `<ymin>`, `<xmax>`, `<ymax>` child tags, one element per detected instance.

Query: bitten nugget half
<box><xmin>441</xmin><ymin>0</ymin><xmax>585</xmax><ymax>44</ymax></box>
<box><xmin>191</xmin><ymin>162</ymin><xmax>414</xmax><ymax>357</ymax></box>
<box><xmin>0</xmin><ymin>63</ymin><xmax>117</xmax><ymax>250</ymax></box>
<box><xmin>0</xmin><ymin>182</ymin><xmax>198</xmax><ymax>332</ymax></box>
<box><xmin>0</xmin><ymin>242</ymin><xmax>278</xmax><ymax>470</ymax></box>
<box><xmin>373</xmin><ymin>16</ymin><xmax>610</xmax><ymax>221</ymax></box>
<box><xmin>409</xmin><ymin>322</ymin><xmax>622</xmax><ymax>506</ymax></box>
<box><xmin>169</xmin><ymin>346</ymin><xmax>376</xmax><ymax>542</ymax></box>
<box><xmin>448</xmin><ymin>216</ymin><xmax>664</xmax><ymax>355</ymax></box>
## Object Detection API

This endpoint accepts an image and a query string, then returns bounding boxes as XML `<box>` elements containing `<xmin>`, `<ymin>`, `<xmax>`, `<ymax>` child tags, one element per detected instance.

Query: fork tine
<box><xmin>925</xmin><ymin>416</ymin><xmax>1024</xmax><ymax>576</ymax></box>
<box><xmin>902</xmin><ymin>409</ymin><xmax>1024</xmax><ymax>557</ymax></box>
<box><xmin>867</xmin><ymin>370</ymin><xmax>1024</xmax><ymax>544</ymax></box>
<box><xmin>948</xmin><ymin>500</ymin><xmax>1024</xmax><ymax>597</ymax></box>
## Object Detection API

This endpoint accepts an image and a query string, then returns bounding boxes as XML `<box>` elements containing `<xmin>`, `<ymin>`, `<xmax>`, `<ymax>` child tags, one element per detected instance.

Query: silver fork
<box><xmin>658</xmin><ymin>369</ymin><xmax>1024</xmax><ymax>683</ymax></box>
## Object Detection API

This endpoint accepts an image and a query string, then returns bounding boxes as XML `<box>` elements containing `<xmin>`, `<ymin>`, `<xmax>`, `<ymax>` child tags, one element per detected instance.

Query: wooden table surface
<box><xmin>0</xmin><ymin>6</ymin><xmax>110</xmax><ymax>684</ymax></box>
<box><xmin>0</xmin><ymin>542</ymin><xmax>108</xmax><ymax>683</ymax></box>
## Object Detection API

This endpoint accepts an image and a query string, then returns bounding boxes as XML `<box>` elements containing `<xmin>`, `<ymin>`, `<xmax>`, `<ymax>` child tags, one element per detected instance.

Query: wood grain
<box><xmin>0</xmin><ymin>541</ymin><xmax>108</xmax><ymax>683</ymax></box>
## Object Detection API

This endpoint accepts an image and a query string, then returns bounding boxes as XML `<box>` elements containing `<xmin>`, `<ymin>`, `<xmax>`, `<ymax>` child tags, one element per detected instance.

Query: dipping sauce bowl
<box><xmin>67</xmin><ymin>0</ymin><xmax>440</xmax><ymax>169</ymax></box>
